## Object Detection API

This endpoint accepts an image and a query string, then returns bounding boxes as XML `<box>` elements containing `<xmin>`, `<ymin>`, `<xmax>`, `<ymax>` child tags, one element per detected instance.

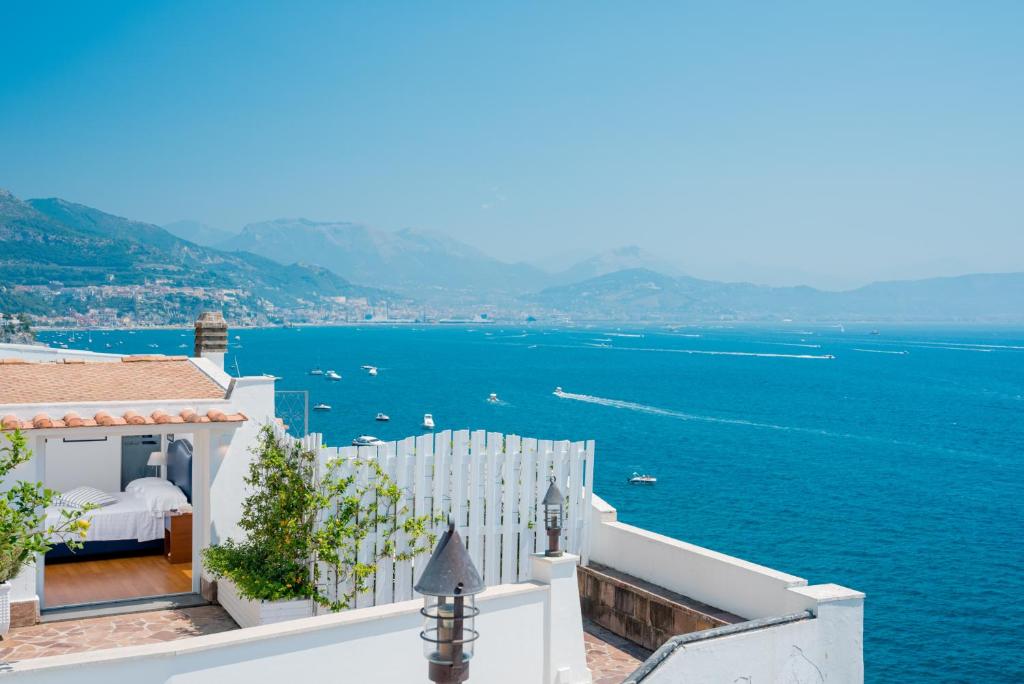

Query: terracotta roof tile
<box><xmin>0</xmin><ymin>358</ymin><xmax>226</xmax><ymax>404</ymax></box>
<box><xmin>0</xmin><ymin>408</ymin><xmax>246</xmax><ymax>431</ymax></box>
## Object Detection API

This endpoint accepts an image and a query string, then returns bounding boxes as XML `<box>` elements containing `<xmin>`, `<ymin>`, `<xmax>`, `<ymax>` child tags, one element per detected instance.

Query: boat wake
<box><xmin>852</xmin><ymin>348</ymin><xmax>909</xmax><ymax>355</ymax></box>
<box><xmin>617</xmin><ymin>345</ymin><xmax>835</xmax><ymax>360</ymax></box>
<box><xmin>555</xmin><ymin>390</ymin><xmax>844</xmax><ymax>437</ymax></box>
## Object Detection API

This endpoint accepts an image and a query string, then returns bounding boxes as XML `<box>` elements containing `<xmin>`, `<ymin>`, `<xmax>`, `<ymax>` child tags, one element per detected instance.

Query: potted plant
<box><xmin>203</xmin><ymin>426</ymin><xmax>439</xmax><ymax>627</ymax></box>
<box><xmin>0</xmin><ymin>430</ymin><xmax>90</xmax><ymax>636</ymax></box>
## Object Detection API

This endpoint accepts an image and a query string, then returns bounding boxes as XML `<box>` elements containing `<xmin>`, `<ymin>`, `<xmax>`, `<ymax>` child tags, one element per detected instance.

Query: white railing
<box><xmin>287</xmin><ymin>429</ymin><xmax>595</xmax><ymax>611</ymax></box>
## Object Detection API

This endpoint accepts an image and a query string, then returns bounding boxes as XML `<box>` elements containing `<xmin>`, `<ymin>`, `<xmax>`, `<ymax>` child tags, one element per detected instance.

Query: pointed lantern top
<box><xmin>543</xmin><ymin>477</ymin><xmax>563</xmax><ymax>506</ymax></box>
<box><xmin>414</xmin><ymin>521</ymin><xmax>485</xmax><ymax>598</ymax></box>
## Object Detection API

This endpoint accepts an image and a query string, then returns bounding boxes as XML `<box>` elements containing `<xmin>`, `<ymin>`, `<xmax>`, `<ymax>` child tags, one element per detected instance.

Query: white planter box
<box><xmin>216</xmin><ymin>577</ymin><xmax>314</xmax><ymax>628</ymax></box>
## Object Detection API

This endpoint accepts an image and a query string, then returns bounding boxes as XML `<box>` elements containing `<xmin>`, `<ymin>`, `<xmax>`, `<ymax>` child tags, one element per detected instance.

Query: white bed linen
<box><xmin>46</xmin><ymin>492</ymin><xmax>165</xmax><ymax>543</ymax></box>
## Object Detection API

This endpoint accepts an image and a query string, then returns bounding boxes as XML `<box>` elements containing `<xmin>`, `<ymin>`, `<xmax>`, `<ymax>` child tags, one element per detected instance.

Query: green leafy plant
<box><xmin>311</xmin><ymin>456</ymin><xmax>440</xmax><ymax>611</ymax></box>
<box><xmin>203</xmin><ymin>426</ymin><xmax>440</xmax><ymax>609</ymax></box>
<box><xmin>0</xmin><ymin>430</ymin><xmax>91</xmax><ymax>583</ymax></box>
<box><xmin>203</xmin><ymin>425</ymin><xmax>318</xmax><ymax>602</ymax></box>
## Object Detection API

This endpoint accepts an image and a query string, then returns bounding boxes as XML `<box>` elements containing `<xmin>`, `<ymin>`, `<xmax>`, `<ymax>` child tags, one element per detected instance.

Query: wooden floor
<box><xmin>45</xmin><ymin>553</ymin><xmax>192</xmax><ymax>607</ymax></box>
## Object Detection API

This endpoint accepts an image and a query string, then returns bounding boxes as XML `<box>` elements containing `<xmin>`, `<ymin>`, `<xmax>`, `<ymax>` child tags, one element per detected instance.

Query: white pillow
<box><xmin>59</xmin><ymin>486</ymin><xmax>117</xmax><ymax>508</ymax></box>
<box><xmin>126</xmin><ymin>479</ymin><xmax>188</xmax><ymax>515</ymax></box>
<box><xmin>125</xmin><ymin>477</ymin><xmax>177</xmax><ymax>495</ymax></box>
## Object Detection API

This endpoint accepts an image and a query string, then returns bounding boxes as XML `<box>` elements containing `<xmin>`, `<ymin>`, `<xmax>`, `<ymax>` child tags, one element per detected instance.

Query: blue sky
<box><xmin>1</xmin><ymin>1</ymin><xmax>1021</xmax><ymax>289</ymax></box>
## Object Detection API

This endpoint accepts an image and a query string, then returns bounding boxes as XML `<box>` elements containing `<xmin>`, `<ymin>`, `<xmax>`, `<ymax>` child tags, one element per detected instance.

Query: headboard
<box><xmin>166</xmin><ymin>438</ymin><xmax>193</xmax><ymax>503</ymax></box>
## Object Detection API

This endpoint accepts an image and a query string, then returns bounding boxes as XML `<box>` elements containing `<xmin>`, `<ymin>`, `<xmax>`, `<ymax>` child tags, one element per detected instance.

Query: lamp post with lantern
<box><xmin>542</xmin><ymin>477</ymin><xmax>564</xmax><ymax>557</ymax></box>
<box><xmin>416</xmin><ymin>521</ymin><xmax>485</xmax><ymax>683</ymax></box>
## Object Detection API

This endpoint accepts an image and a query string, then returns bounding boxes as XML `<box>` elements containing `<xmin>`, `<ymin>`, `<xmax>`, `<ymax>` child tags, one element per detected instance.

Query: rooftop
<box><xmin>0</xmin><ymin>356</ymin><xmax>226</xmax><ymax>405</ymax></box>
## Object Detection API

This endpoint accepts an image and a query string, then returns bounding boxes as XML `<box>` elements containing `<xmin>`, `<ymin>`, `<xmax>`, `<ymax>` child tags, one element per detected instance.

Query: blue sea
<box><xmin>41</xmin><ymin>325</ymin><xmax>1024</xmax><ymax>681</ymax></box>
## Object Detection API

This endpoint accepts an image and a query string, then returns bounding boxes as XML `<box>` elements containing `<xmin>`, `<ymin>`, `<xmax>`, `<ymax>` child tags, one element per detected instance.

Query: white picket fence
<box><xmin>285</xmin><ymin>429</ymin><xmax>595</xmax><ymax>612</ymax></box>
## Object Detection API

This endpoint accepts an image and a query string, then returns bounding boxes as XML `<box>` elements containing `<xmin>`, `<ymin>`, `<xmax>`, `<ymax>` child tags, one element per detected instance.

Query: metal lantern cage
<box><xmin>415</xmin><ymin>521</ymin><xmax>485</xmax><ymax>683</ymax></box>
<box><xmin>542</xmin><ymin>476</ymin><xmax>564</xmax><ymax>557</ymax></box>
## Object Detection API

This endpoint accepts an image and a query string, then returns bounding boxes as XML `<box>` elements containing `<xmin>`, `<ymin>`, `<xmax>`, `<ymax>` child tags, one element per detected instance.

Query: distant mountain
<box><xmin>0</xmin><ymin>189</ymin><xmax>388</xmax><ymax>320</ymax></box>
<box><xmin>220</xmin><ymin>218</ymin><xmax>547</xmax><ymax>298</ymax></box>
<box><xmin>548</xmin><ymin>246</ymin><xmax>683</xmax><ymax>286</ymax></box>
<box><xmin>530</xmin><ymin>267</ymin><xmax>1024</xmax><ymax>322</ymax></box>
<box><xmin>163</xmin><ymin>219</ymin><xmax>236</xmax><ymax>247</ymax></box>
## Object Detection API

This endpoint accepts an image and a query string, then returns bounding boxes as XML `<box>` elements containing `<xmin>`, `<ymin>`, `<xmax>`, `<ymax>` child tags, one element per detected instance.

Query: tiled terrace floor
<box><xmin>0</xmin><ymin>605</ymin><xmax>238</xmax><ymax>663</ymax></box>
<box><xmin>584</xmin><ymin>618</ymin><xmax>652</xmax><ymax>684</ymax></box>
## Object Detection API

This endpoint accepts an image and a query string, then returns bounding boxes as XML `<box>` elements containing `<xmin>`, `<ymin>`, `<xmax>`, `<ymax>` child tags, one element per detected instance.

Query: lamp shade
<box><xmin>147</xmin><ymin>450</ymin><xmax>166</xmax><ymax>467</ymax></box>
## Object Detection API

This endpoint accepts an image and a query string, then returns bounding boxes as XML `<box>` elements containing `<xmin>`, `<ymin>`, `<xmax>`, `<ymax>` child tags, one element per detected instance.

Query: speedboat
<box><xmin>367</xmin><ymin>366</ymin><xmax>378</xmax><ymax>376</ymax></box>
<box><xmin>310</xmin><ymin>368</ymin><xmax>324</xmax><ymax>376</ymax></box>
<box><xmin>313</xmin><ymin>403</ymin><xmax>331</xmax><ymax>411</ymax></box>
<box><xmin>487</xmin><ymin>393</ymin><xmax>499</xmax><ymax>403</ymax></box>
<box><xmin>325</xmin><ymin>370</ymin><xmax>342</xmax><ymax>381</ymax></box>
<box><xmin>553</xmin><ymin>386</ymin><xmax>563</xmax><ymax>395</ymax></box>
<box><xmin>422</xmin><ymin>413</ymin><xmax>435</xmax><ymax>430</ymax></box>
<box><xmin>375</xmin><ymin>412</ymin><xmax>390</xmax><ymax>422</ymax></box>
<box><xmin>628</xmin><ymin>472</ymin><xmax>657</xmax><ymax>485</ymax></box>
<box><xmin>352</xmin><ymin>435</ymin><xmax>384</xmax><ymax>447</ymax></box>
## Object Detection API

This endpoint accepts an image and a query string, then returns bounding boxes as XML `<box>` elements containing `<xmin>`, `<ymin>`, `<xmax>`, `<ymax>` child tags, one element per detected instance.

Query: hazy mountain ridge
<box><xmin>163</xmin><ymin>219</ymin><xmax>237</xmax><ymax>247</ymax></box>
<box><xmin>0</xmin><ymin>190</ymin><xmax>389</xmax><ymax>319</ymax></box>
<box><xmin>220</xmin><ymin>218</ymin><xmax>548</xmax><ymax>297</ymax></box>
<box><xmin>530</xmin><ymin>267</ymin><xmax>1024</xmax><ymax>321</ymax></box>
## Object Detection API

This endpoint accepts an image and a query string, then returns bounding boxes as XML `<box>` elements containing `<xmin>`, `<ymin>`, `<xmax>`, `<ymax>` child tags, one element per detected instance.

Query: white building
<box><xmin>0</xmin><ymin>315</ymin><xmax>863</xmax><ymax>683</ymax></box>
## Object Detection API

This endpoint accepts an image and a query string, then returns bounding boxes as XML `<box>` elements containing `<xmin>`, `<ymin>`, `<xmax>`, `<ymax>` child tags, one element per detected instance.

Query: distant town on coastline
<box><xmin>3</xmin><ymin>187</ymin><xmax>1023</xmax><ymax>328</ymax></box>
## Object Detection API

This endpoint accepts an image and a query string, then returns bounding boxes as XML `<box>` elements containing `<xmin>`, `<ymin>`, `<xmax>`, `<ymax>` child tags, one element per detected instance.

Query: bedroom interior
<box><xmin>42</xmin><ymin>434</ymin><xmax>197</xmax><ymax>608</ymax></box>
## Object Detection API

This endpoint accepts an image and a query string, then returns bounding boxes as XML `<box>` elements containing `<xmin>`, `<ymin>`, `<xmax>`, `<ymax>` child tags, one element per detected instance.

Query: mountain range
<box><xmin>0</xmin><ymin>189</ymin><xmax>386</xmax><ymax>320</ymax></box>
<box><xmin>2</xmin><ymin>188</ymin><xmax>1021</xmax><ymax>323</ymax></box>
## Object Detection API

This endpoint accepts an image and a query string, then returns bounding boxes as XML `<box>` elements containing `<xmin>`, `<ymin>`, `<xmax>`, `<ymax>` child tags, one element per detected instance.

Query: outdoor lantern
<box><xmin>542</xmin><ymin>476</ymin><xmax>564</xmax><ymax>557</ymax></box>
<box><xmin>415</xmin><ymin>520</ymin><xmax>485</xmax><ymax>683</ymax></box>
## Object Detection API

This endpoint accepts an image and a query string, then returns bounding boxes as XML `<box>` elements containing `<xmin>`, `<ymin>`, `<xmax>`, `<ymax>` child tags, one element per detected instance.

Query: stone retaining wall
<box><xmin>577</xmin><ymin>562</ymin><xmax>743</xmax><ymax>652</ymax></box>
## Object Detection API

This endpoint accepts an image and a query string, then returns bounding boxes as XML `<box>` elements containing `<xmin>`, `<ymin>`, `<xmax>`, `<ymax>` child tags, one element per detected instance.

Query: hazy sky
<box><xmin>1</xmin><ymin>2</ymin><xmax>1021</xmax><ymax>289</ymax></box>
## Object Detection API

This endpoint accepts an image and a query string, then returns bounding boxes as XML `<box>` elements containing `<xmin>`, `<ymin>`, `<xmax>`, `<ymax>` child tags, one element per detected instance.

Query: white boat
<box><xmin>367</xmin><ymin>366</ymin><xmax>378</xmax><ymax>376</ymax></box>
<box><xmin>487</xmin><ymin>393</ymin><xmax>499</xmax><ymax>403</ymax></box>
<box><xmin>310</xmin><ymin>368</ymin><xmax>324</xmax><ymax>376</ymax></box>
<box><xmin>628</xmin><ymin>472</ymin><xmax>657</xmax><ymax>485</ymax></box>
<box><xmin>421</xmin><ymin>413</ymin><xmax>435</xmax><ymax>430</ymax></box>
<box><xmin>375</xmin><ymin>412</ymin><xmax>390</xmax><ymax>422</ymax></box>
<box><xmin>313</xmin><ymin>403</ymin><xmax>331</xmax><ymax>411</ymax></box>
<box><xmin>352</xmin><ymin>435</ymin><xmax>384</xmax><ymax>447</ymax></box>
<box><xmin>553</xmin><ymin>386</ymin><xmax>564</xmax><ymax>395</ymax></box>
<box><xmin>325</xmin><ymin>370</ymin><xmax>342</xmax><ymax>381</ymax></box>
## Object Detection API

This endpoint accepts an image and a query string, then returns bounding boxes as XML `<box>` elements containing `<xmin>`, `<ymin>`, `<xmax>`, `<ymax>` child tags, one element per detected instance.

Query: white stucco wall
<box><xmin>43</xmin><ymin>436</ymin><xmax>121</xmax><ymax>493</ymax></box>
<box><xmin>642</xmin><ymin>591</ymin><xmax>864</xmax><ymax>684</ymax></box>
<box><xmin>588</xmin><ymin>494</ymin><xmax>810</xmax><ymax>620</ymax></box>
<box><xmin>588</xmin><ymin>496</ymin><xmax>864</xmax><ymax>683</ymax></box>
<box><xmin>2</xmin><ymin>583</ymin><xmax>550</xmax><ymax>684</ymax></box>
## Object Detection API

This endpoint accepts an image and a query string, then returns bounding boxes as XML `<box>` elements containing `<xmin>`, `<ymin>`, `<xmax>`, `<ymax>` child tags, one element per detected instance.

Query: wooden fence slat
<box><xmin>467</xmin><ymin>430</ymin><xmax>486</xmax><ymax>571</ymax></box>
<box><xmin>483</xmin><ymin>433</ymin><xmax>502</xmax><ymax>585</ymax></box>
<box><xmin>412</xmin><ymin>434</ymin><xmax>431</xmax><ymax>594</ymax></box>
<box><xmin>500</xmin><ymin>440</ymin><xmax>518</xmax><ymax>583</ymax></box>
<box><xmin>393</xmin><ymin>437</ymin><xmax>414</xmax><ymax>601</ymax></box>
<box><xmin>374</xmin><ymin>443</ymin><xmax>397</xmax><ymax>606</ymax></box>
<box><xmin>518</xmin><ymin>438</ymin><xmax>537</xmax><ymax>579</ymax></box>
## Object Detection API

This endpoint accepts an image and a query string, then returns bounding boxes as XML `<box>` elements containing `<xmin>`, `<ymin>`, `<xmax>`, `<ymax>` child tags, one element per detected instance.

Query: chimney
<box><xmin>194</xmin><ymin>311</ymin><xmax>228</xmax><ymax>370</ymax></box>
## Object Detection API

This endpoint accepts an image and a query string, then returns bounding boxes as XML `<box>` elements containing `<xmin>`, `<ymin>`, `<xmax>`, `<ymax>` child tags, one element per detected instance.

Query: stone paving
<box><xmin>584</xmin><ymin>618</ymin><xmax>653</xmax><ymax>684</ymax></box>
<box><xmin>0</xmin><ymin>605</ymin><xmax>238</xmax><ymax>663</ymax></box>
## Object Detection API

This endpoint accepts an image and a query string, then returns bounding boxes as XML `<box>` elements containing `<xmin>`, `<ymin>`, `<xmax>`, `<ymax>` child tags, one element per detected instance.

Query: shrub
<box><xmin>0</xmin><ymin>430</ymin><xmax>91</xmax><ymax>583</ymax></box>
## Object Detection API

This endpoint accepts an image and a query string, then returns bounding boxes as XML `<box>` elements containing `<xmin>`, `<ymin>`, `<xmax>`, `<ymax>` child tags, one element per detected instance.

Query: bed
<box><xmin>45</xmin><ymin>438</ymin><xmax>193</xmax><ymax>561</ymax></box>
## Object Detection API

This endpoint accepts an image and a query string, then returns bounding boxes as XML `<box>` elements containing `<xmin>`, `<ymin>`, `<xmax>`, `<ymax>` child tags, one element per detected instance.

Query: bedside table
<box><xmin>164</xmin><ymin>512</ymin><xmax>193</xmax><ymax>564</ymax></box>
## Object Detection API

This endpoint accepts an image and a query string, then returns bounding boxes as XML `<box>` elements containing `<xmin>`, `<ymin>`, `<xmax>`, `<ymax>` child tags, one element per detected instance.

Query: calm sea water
<box><xmin>42</xmin><ymin>325</ymin><xmax>1024</xmax><ymax>681</ymax></box>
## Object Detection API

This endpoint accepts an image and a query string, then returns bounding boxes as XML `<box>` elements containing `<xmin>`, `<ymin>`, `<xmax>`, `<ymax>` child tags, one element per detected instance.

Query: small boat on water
<box><xmin>628</xmin><ymin>472</ymin><xmax>657</xmax><ymax>485</ymax></box>
<box><xmin>310</xmin><ymin>368</ymin><xmax>324</xmax><ymax>376</ymax></box>
<box><xmin>487</xmin><ymin>393</ymin><xmax>499</xmax><ymax>403</ymax></box>
<box><xmin>368</xmin><ymin>366</ymin><xmax>378</xmax><ymax>376</ymax></box>
<box><xmin>325</xmin><ymin>370</ymin><xmax>342</xmax><ymax>381</ymax></box>
<box><xmin>422</xmin><ymin>413</ymin><xmax>435</xmax><ymax>430</ymax></box>
<box><xmin>313</xmin><ymin>403</ymin><xmax>331</xmax><ymax>411</ymax></box>
<box><xmin>870</xmin><ymin>330</ymin><xmax>880</xmax><ymax>336</ymax></box>
<box><xmin>553</xmin><ymin>386</ymin><xmax>564</xmax><ymax>396</ymax></box>
<box><xmin>352</xmin><ymin>435</ymin><xmax>384</xmax><ymax>447</ymax></box>
<box><xmin>375</xmin><ymin>412</ymin><xmax>390</xmax><ymax>422</ymax></box>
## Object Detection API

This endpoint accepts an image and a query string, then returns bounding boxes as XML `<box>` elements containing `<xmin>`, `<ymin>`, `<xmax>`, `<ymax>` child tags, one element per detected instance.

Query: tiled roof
<box><xmin>0</xmin><ymin>356</ymin><xmax>227</xmax><ymax>405</ymax></box>
<box><xmin>1</xmin><ymin>408</ymin><xmax>246</xmax><ymax>431</ymax></box>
